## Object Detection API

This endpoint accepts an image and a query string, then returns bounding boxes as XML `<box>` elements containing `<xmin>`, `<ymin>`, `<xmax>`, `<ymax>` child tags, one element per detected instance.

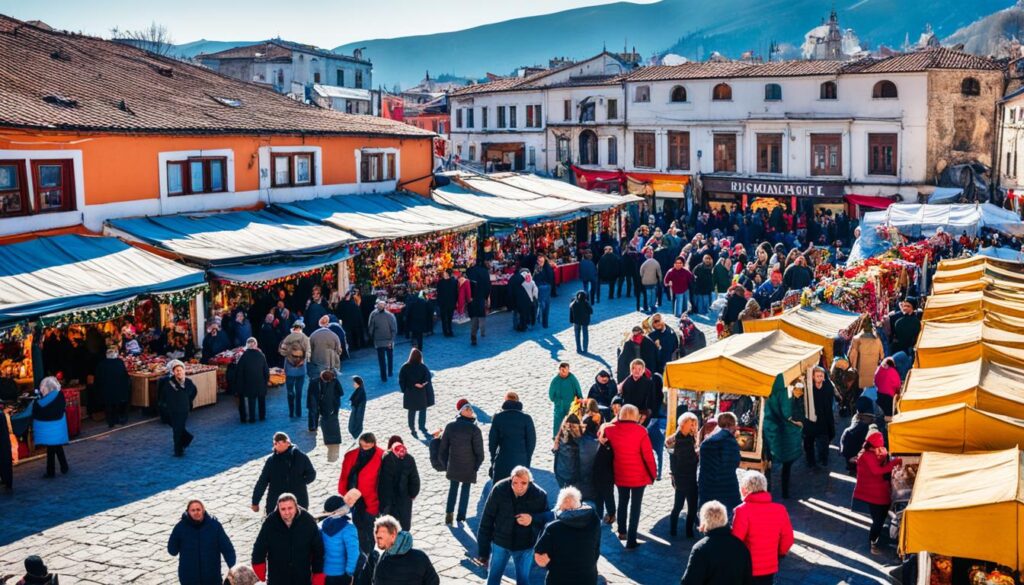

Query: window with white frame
<box><xmin>361</xmin><ymin>151</ymin><xmax>397</xmax><ymax>182</ymax></box>
<box><xmin>167</xmin><ymin>157</ymin><xmax>227</xmax><ymax>196</ymax></box>
<box><xmin>272</xmin><ymin>153</ymin><xmax>314</xmax><ymax>187</ymax></box>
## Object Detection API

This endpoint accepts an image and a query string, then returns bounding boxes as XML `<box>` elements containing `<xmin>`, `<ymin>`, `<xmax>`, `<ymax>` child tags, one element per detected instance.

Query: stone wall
<box><xmin>926</xmin><ymin>69</ymin><xmax>1004</xmax><ymax>182</ymax></box>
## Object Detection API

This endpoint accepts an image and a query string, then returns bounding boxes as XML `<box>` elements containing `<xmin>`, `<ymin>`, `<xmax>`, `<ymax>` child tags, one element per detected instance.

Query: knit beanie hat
<box><xmin>456</xmin><ymin>398</ymin><xmax>471</xmax><ymax>412</ymax></box>
<box><xmin>387</xmin><ymin>435</ymin><xmax>404</xmax><ymax>449</ymax></box>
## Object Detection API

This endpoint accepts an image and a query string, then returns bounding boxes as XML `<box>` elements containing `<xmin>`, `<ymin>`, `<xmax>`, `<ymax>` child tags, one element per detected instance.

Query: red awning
<box><xmin>844</xmin><ymin>194</ymin><xmax>897</xmax><ymax>209</ymax></box>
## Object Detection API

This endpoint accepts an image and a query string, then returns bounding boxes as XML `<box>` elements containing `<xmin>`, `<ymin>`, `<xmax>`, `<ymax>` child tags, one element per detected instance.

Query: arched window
<box><xmin>670</xmin><ymin>85</ymin><xmax>687</xmax><ymax>102</ymax></box>
<box><xmin>712</xmin><ymin>83</ymin><xmax>732</xmax><ymax>101</ymax></box>
<box><xmin>820</xmin><ymin>81</ymin><xmax>837</xmax><ymax>100</ymax></box>
<box><xmin>764</xmin><ymin>83</ymin><xmax>782</xmax><ymax>101</ymax></box>
<box><xmin>579</xmin><ymin>130</ymin><xmax>598</xmax><ymax>166</ymax></box>
<box><xmin>872</xmin><ymin>80</ymin><xmax>898</xmax><ymax>99</ymax></box>
<box><xmin>961</xmin><ymin>77</ymin><xmax>981</xmax><ymax>96</ymax></box>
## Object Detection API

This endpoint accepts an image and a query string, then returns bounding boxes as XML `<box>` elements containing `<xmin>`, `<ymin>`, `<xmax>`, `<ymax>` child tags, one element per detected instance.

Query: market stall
<box><xmin>105</xmin><ymin>208</ymin><xmax>357</xmax><ymax>348</ymax></box>
<box><xmin>739</xmin><ymin>304</ymin><xmax>860</xmax><ymax>365</ymax></box>
<box><xmin>900</xmin><ymin>448</ymin><xmax>1023</xmax><ymax>577</ymax></box>
<box><xmin>817</xmin><ymin>256</ymin><xmax>917</xmax><ymax>322</ymax></box>
<box><xmin>662</xmin><ymin>331</ymin><xmax>822</xmax><ymax>473</ymax></box>
<box><xmin>124</xmin><ymin>356</ymin><xmax>218</xmax><ymax>408</ymax></box>
<box><xmin>888</xmin><ymin>403</ymin><xmax>1024</xmax><ymax>454</ymax></box>
<box><xmin>898</xmin><ymin>359</ymin><xmax>1024</xmax><ymax>420</ymax></box>
<box><xmin>914</xmin><ymin>319</ymin><xmax>1024</xmax><ymax>368</ymax></box>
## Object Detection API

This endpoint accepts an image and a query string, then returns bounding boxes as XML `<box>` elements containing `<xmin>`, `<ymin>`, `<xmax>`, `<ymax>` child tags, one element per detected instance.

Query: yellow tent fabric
<box><xmin>930</xmin><ymin>279</ymin><xmax>988</xmax><ymax>295</ymax></box>
<box><xmin>736</xmin><ymin>305</ymin><xmax>859</xmax><ymax>365</ymax></box>
<box><xmin>900</xmin><ymin>448</ymin><xmax>1023</xmax><ymax>572</ymax></box>
<box><xmin>922</xmin><ymin>291</ymin><xmax>984</xmax><ymax>322</ymax></box>
<box><xmin>662</xmin><ymin>330</ymin><xmax>821</xmax><ymax>397</ymax></box>
<box><xmin>888</xmin><ymin>403</ymin><xmax>1024</xmax><ymax>454</ymax></box>
<box><xmin>935</xmin><ymin>256</ymin><xmax>988</xmax><ymax>270</ymax></box>
<box><xmin>984</xmin><ymin>343</ymin><xmax>1024</xmax><ymax>370</ymax></box>
<box><xmin>914</xmin><ymin>320</ymin><xmax>1024</xmax><ymax>367</ymax></box>
<box><xmin>932</xmin><ymin>264</ymin><xmax>985</xmax><ymax>284</ymax></box>
<box><xmin>899</xmin><ymin>360</ymin><xmax>1024</xmax><ymax>420</ymax></box>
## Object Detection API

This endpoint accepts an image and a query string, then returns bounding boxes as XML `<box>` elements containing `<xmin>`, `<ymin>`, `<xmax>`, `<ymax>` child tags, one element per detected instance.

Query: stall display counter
<box><xmin>129</xmin><ymin>367</ymin><xmax>218</xmax><ymax>408</ymax></box>
<box><xmin>554</xmin><ymin>262</ymin><xmax>579</xmax><ymax>285</ymax></box>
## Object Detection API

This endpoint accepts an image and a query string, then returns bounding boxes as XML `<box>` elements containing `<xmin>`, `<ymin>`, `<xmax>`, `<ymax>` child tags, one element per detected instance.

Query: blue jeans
<box><xmin>376</xmin><ymin>346</ymin><xmax>394</xmax><ymax>381</ymax></box>
<box><xmin>486</xmin><ymin>543</ymin><xmax>533</xmax><ymax>585</ymax></box>
<box><xmin>672</xmin><ymin>293</ymin><xmax>688</xmax><ymax>317</ymax></box>
<box><xmin>536</xmin><ymin>284</ymin><xmax>551</xmax><ymax>327</ymax></box>
<box><xmin>285</xmin><ymin>375</ymin><xmax>305</xmax><ymax>417</ymax></box>
<box><xmin>647</xmin><ymin>417</ymin><xmax>665</xmax><ymax>477</ymax></box>
<box><xmin>446</xmin><ymin>480</ymin><xmax>471</xmax><ymax>518</ymax></box>
<box><xmin>641</xmin><ymin>284</ymin><xmax>657</xmax><ymax>311</ymax></box>
<box><xmin>574</xmin><ymin>323</ymin><xmax>589</xmax><ymax>353</ymax></box>
<box><xmin>582</xmin><ymin>280</ymin><xmax>598</xmax><ymax>304</ymax></box>
<box><xmin>694</xmin><ymin>293</ymin><xmax>712</xmax><ymax>315</ymax></box>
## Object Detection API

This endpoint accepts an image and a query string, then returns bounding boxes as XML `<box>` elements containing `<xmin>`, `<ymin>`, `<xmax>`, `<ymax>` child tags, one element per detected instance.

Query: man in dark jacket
<box><xmin>94</xmin><ymin>348</ymin><xmax>130</xmax><ymax>427</ymax></box>
<box><xmin>680</xmin><ymin>501</ymin><xmax>753</xmax><ymax>585</ymax></box>
<box><xmin>251</xmin><ymin>432</ymin><xmax>317</xmax><ymax>513</ymax></box>
<box><xmin>597</xmin><ymin>245</ymin><xmax>620</xmax><ymax>300</ymax></box>
<box><xmin>488</xmin><ymin>391</ymin><xmax>536</xmax><ymax>481</ymax></box>
<box><xmin>403</xmin><ymin>292</ymin><xmax>432</xmax><ymax>350</ymax></box>
<box><xmin>803</xmin><ymin>366</ymin><xmax>836</xmax><ymax>469</ymax></box>
<box><xmin>167</xmin><ymin>499</ymin><xmax>236</xmax><ymax>585</ymax></box>
<box><xmin>888</xmin><ymin>298</ymin><xmax>922</xmax><ymax>355</ymax></box>
<box><xmin>357</xmin><ymin>516</ymin><xmax>439</xmax><ymax>585</ymax></box>
<box><xmin>618</xmin><ymin>246</ymin><xmax>640</xmax><ymax>300</ymax></box>
<box><xmin>436</xmin><ymin>270</ymin><xmax>458</xmax><ymax>337</ymax></box>
<box><xmin>647</xmin><ymin>314</ymin><xmax>679</xmax><ymax>374</ymax></box>
<box><xmin>468</xmin><ymin>260</ymin><xmax>492</xmax><ymax>344</ymax></box>
<box><xmin>439</xmin><ymin>398</ymin><xmax>485</xmax><ymax>524</ymax></box>
<box><xmin>201</xmin><ymin>324</ymin><xmax>230</xmax><ymax>362</ymax></box>
<box><xmin>235</xmin><ymin>338</ymin><xmax>270</xmax><ymax>423</ymax></box>
<box><xmin>259</xmin><ymin>314</ymin><xmax>283</xmax><ymax>368</ymax></box>
<box><xmin>252</xmin><ymin>493</ymin><xmax>325</xmax><ymax>585</ymax></box>
<box><xmin>618</xmin><ymin>359</ymin><xmax>654</xmax><ymax>421</ymax></box>
<box><xmin>339</xmin><ymin>289</ymin><xmax>366</xmax><ymax>350</ymax></box>
<box><xmin>691</xmin><ymin>254</ymin><xmax>715</xmax><ymax>315</ymax></box>
<box><xmin>378</xmin><ymin>435</ymin><xmax>421</xmax><ymax>531</ymax></box>
<box><xmin>616</xmin><ymin>326</ymin><xmax>658</xmax><ymax>382</ymax></box>
<box><xmin>159</xmin><ymin>360</ymin><xmax>197</xmax><ymax>457</ymax></box>
<box><xmin>697</xmin><ymin>413</ymin><xmax>742</xmax><ymax>515</ymax></box>
<box><xmin>534</xmin><ymin>487</ymin><xmax>601</xmax><ymax>585</ymax></box>
<box><xmin>506</xmin><ymin>269</ymin><xmax>525</xmax><ymax>331</ymax></box>
<box><xmin>568</xmin><ymin>291</ymin><xmax>593</xmax><ymax>353</ymax></box>
<box><xmin>587</xmin><ymin>370</ymin><xmax>616</xmax><ymax>420</ymax></box>
<box><xmin>579</xmin><ymin>251</ymin><xmax>599</xmax><ymax>304</ymax></box>
<box><xmin>782</xmin><ymin>255</ymin><xmax>814</xmax><ymax>292</ymax></box>
<box><xmin>476</xmin><ymin>467</ymin><xmax>552</xmax><ymax>584</ymax></box>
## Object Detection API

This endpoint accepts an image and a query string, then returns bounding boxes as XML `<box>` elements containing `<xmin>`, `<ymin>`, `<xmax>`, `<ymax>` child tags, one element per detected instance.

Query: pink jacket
<box><xmin>732</xmin><ymin>491</ymin><xmax>794</xmax><ymax>577</ymax></box>
<box><xmin>853</xmin><ymin>450</ymin><xmax>900</xmax><ymax>506</ymax></box>
<box><xmin>873</xmin><ymin>364</ymin><xmax>901</xmax><ymax>398</ymax></box>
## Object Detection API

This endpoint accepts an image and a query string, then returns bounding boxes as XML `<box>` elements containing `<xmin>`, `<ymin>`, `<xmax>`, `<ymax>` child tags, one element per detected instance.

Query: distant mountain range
<box><xmin>161</xmin><ymin>0</ymin><xmax>1012</xmax><ymax>88</ymax></box>
<box><xmin>945</xmin><ymin>1</ymin><xmax>1024</xmax><ymax>56</ymax></box>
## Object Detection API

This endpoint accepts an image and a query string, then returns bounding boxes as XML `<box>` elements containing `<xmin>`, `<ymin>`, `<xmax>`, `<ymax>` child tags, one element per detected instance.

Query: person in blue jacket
<box><xmin>32</xmin><ymin>376</ymin><xmax>69</xmax><ymax>478</ymax></box>
<box><xmin>167</xmin><ymin>499</ymin><xmax>236</xmax><ymax>585</ymax></box>
<box><xmin>320</xmin><ymin>494</ymin><xmax>360</xmax><ymax>584</ymax></box>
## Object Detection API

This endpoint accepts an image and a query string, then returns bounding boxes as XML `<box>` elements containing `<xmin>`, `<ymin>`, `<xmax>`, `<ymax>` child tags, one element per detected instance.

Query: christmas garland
<box><xmin>353</xmin><ymin>231</ymin><xmax>477</xmax><ymax>290</ymax></box>
<box><xmin>221</xmin><ymin>266</ymin><xmax>337</xmax><ymax>290</ymax></box>
<box><xmin>37</xmin><ymin>285</ymin><xmax>208</xmax><ymax>331</ymax></box>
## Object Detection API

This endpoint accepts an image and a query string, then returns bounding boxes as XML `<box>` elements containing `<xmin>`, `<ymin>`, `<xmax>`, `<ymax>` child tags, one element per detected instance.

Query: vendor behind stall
<box><xmin>94</xmin><ymin>348</ymin><xmax>130</xmax><ymax>428</ymax></box>
<box><xmin>202</xmin><ymin>323</ymin><xmax>231</xmax><ymax>362</ymax></box>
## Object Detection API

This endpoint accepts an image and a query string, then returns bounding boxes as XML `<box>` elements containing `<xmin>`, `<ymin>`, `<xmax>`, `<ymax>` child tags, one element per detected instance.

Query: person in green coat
<box><xmin>762</xmin><ymin>376</ymin><xmax>804</xmax><ymax>499</ymax></box>
<box><xmin>548</xmin><ymin>362</ymin><xmax>582</xmax><ymax>438</ymax></box>
<box><xmin>712</xmin><ymin>255</ymin><xmax>734</xmax><ymax>295</ymax></box>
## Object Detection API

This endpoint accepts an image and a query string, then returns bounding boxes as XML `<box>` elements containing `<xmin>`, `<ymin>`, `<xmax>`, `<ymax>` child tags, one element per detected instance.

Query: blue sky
<box><xmin>0</xmin><ymin>0</ymin><xmax>660</xmax><ymax>47</ymax></box>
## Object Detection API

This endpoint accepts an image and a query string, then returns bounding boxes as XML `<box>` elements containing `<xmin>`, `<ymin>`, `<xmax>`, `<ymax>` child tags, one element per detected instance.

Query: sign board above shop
<box><xmin>702</xmin><ymin>177</ymin><xmax>846</xmax><ymax>198</ymax></box>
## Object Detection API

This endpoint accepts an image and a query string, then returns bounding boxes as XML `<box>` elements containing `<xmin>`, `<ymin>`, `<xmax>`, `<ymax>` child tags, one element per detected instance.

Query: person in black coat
<box><xmin>667</xmin><ymin>413</ymin><xmax>700</xmax><ymax>538</ymax></box>
<box><xmin>587</xmin><ymin>370</ymin><xmax>616</xmax><ymax>420</ymax></box>
<box><xmin>697</xmin><ymin>413</ymin><xmax>742</xmax><ymax>515</ymax></box>
<box><xmin>505</xmin><ymin>269</ymin><xmax>525</xmax><ymax>331</ymax></box>
<box><xmin>679</xmin><ymin>501</ymin><xmax>753</xmax><ymax>585</ymax></box>
<box><xmin>398</xmin><ymin>348</ymin><xmax>434</xmax><ymax>437</ymax></box>
<box><xmin>167</xmin><ymin>499</ymin><xmax>236</xmax><ymax>585</ymax></box>
<box><xmin>475</xmin><ymin>471</ymin><xmax>552</xmax><ymax>579</ymax></box>
<box><xmin>617</xmin><ymin>327</ymin><xmax>658</xmax><ymax>382</ymax></box>
<box><xmin>94</xmin><ymin>348</ymin><xmax>130</xmax><ymax>428</ymax></box>
<box><xmin>317</xmin><ymin>370</ymin><xmax>344</xmax><ymax>460</ymax></box>
<box><xmin>619</xmin><ymin>247</ymin><xmax>641</xmax><ymax>302</ymax></box>
<box><xmin>200</xmin><ymin>325</ymin><xmax>230</xmax><ymax>362</ymax></box>
<box><xmin>467</xmin><ymin>261</ymin><xmax>491</xmax><ymax>344</ymax></box>
<box><xmin>568</xmin><ymin>291</ymin><xmax>594</xmax><ymax>354</ymax></box>
<box><xmin>378</xmin><ymin>435</ymin><xmax>421</xmax><ymax>531</ymax></box>
<box><xmin>235</xmin><ymin>339</ymin><xmax>270</xmax><ymax>424</ymax></box>
<box><xmin>436</xmin><ymin>270</ymin><xmax>458</xmax><ymax>337</ymax></box>
<box><xmin>404</xmin><ymin>292</ymin><xmax>432</xmax><ymax>350</ymax></box>
<box><xmin>488</xmin><ymin>392</ymin><xmax>536</xmax><ymax>481</ymax></box>
<box><xmin>356</xmin><ymin>517</ymin><xmax>439</xmax><ymax>585</ymax></box>
<box><xmin>618</xmin><ymin>361</ymin><xmax>655</xmax><ymax>421</ymax></box>
<box><xmin>534</xmin><ymin>489</ymin><xmax>601</xmax><ymax>585</ymax></box>
<box><xmin>251</xmin><ymin>495</ymin><xmax>325</xmax><ymax>585</ymax></box>
<box><xmin>251</xmin><ymin>432</ymin><xmax>317</xmax><ymax>512</ymax></box>
<box><xmin>258</xmin><ymin>314</ymin><xmax>283</xmax><ymax>368</ymax></box>
<box><xmin>512</xmin><ymin>271</ymin><xmax>535</xmax><ymax>332</ymax></box>
<box><xmin>338</xmin><ymin>289</ymin><xmax>366</xmax><ymax>350</ymax></box>
<box><xmin>159</xmin><ymin>360</ymin><xmax>197</xmax><ymax>457</ymax></box>
<box><xmin>803</xmin><ymin>366</ymin><xmax>837</xmax><ymax>469</ymax></box>
<box><xmin>597</xmin><ymin>246</ymin><xmax>621</xmax><ymax>300</ymax></box>
<box><xmin>439</xmin><ymin>399</ymin><xmax>485</xmax><ymax>523</ymax></box>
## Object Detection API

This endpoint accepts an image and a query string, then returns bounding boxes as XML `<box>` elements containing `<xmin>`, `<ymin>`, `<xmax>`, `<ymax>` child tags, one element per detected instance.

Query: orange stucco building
<box><xmin>0</xmin><ymin>16</ymin><xmax>435</xmax><ymax>238</ymax></box>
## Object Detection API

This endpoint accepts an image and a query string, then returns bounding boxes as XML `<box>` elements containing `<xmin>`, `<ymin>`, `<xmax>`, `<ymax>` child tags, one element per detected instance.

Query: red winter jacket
<box><xmin>853</xmin><ymin>450</ymin><xmax>900</xmax><ymax>506</ymax></box>
<box><xmin>873</xmin><ymin>364</ymin><xmax>901</xmax><ymax>398</ymax></box>
<box><xmin>339</xmin><ymin>446</ymin><xmax>384</xmax><ymax>515</ymax></box>
<box><xmin>602</xmin><ymin>420</ymin><xmax>656</xmax><ymax>488</ymax></box>
<box><xmin>732</xmin><ymin>491</ymin><xmax>794</xmax><ymax>577</ymax></box>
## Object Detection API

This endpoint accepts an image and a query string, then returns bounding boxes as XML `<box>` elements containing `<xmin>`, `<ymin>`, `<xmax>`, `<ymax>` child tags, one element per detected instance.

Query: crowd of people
<box><xmin>3</xmin><ymin>199</ymin><xmax>950</xmax><ymax>585</ymax></box>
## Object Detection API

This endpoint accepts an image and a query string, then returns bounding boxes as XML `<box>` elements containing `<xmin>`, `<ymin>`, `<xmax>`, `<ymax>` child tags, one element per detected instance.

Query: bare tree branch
<box><xmin>110</xmin><ymin>21</ymin><xmax>174</xmax><ymax>56</ymax></box>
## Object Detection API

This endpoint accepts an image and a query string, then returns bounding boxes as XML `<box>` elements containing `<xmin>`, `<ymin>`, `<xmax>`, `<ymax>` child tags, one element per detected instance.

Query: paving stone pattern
<box><xmin>0</xmin><ymin>288</ymin><xmax>895</xmax><ymax>584</ymax></box>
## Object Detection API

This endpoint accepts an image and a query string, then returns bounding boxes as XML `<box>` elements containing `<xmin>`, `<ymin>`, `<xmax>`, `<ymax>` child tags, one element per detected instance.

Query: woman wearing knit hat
<box><xmin>378</xmin><ymin>435</ymin><xmax>421</xmax><ymax>531</ymax></box>
<box><xmin>158</xmin><ymin>360</ymin><xmax>197</xmax><ymax>457</ymax></box>
<box><xmin>852</xmin><ymin>430</ymin><xmax>902</xmax><ymax>555</ymax></box>
<box><xmin>439</xmin><ymin>399</ymin><xmax>484</xmax><ymax>524</ymax></box>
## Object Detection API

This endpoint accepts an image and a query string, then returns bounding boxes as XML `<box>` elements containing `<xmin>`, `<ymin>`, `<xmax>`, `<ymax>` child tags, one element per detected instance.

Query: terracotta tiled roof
<box><xmin>539</xmin><ymin>74</ymin><xmax>627</xmax><ymax>89</ymax></box>
<box><xmin>626</xmin><ymin>61</ymin><xmax>759</xmax><ymax>82</ymax></box>
<box><xmin>0</xmin><ymin>16</ymin><xmax>432</xmax><ymax>137</ymax></box>
<box><xmin>839</xmin><ymin>47</ymin><xmax>1003</xmax><ymax>74</ymax></box>
<box><xmin>449</xmin><ymin>59</ymin><xmax>587</xmax><ymax>97</ymax></box>
<box><xmin>198</xmin><ymin>39</ymin><xmax>369</xmax><ymax>65</ymax></box>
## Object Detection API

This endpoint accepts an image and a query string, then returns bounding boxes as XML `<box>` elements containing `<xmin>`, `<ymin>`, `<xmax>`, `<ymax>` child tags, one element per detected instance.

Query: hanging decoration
<box><xmin>352</xmin><ymin>231</ymin><xmax>477</xmax><ymax>290</ymax></box>
<box><xmin>37</xmin><ymin>285</ymin><xmax>207</xmax><ymax>330</ymax></box>
<box><xmin>217</xmin><ymin>265</ymin><xmax>338</xmax><ymax>291</ymax></box>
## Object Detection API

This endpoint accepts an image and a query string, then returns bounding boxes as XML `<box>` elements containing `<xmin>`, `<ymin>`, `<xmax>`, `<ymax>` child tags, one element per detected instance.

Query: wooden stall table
<box><xmin>553</xmin><ymin>262</ymin><xmax>579</xmax><ymax>285</ymax></box>
<box><xmin>129</xmin><ymin>367</ymin><xmax>218</xmax><ymax>409</ymax></box>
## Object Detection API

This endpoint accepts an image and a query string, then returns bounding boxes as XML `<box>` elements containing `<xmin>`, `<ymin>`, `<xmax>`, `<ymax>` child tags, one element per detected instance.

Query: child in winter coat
<box><xmin>348</xmin><ymin>376</ymin><xmax>366</xmax><ymax>441</ymax></box>
<box><xmin>319</xmin><ymin>492</ymin><xmax>360</xmax><ymax>583</ymax></box>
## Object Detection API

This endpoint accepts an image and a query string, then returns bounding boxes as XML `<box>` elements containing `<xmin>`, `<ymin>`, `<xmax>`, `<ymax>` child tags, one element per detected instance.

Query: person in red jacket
<box><xmin>852</xmin><ymin>430</ymin><xmax>902</xmax><ymax>555</ymax></box>
<box><xmin>339</xmin><ymin>432</ymin><xmax>384</xmax><ymax>555</ymax></box>
<box><xmin>732</xmin><ymin>470</ymin><xmax>794</xmax><ymax>584</ymax></box>
<box><xmin>600</xmin><ymin>404</ymin><xmax>656</xmax><ymax>550</ymax></box>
